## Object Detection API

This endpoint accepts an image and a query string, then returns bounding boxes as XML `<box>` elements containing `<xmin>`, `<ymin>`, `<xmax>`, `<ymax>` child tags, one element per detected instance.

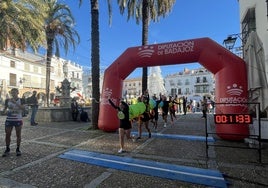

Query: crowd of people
<box><xmin>108</xmin><ymin>89</ymin><xmax>215</xmax><ymax>153</ymax></box>
<box><xmin>71</xmin><ymin>98</ymin><xmax>90</xmax><ymax>122</ymax></box>
<box><xmin>1</xmin><ymin>88</ymin><xmax>214</xmax><ymax>156</ymax></box>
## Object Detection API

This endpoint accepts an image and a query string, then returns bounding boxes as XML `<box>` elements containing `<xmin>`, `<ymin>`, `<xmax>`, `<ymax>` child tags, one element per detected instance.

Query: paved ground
<box><xmin>0</xmin><ymin>112</ymin><xmax>267</xmax><ymax>188</ymax></box>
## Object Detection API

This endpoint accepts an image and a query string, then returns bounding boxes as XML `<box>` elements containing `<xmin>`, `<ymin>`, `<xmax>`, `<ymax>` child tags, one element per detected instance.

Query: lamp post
<box><xmin>18</xmin><ymin>77</ymin><xmax>26</xmax><ymax>89</ymax></box>
<box><xmin>223</xmin><ymin>36</ymin><xmax>237</xmax><ymax>50</ymax></box>
<box><xmin>223</xmin><ymin>33</ymin><xmax>244</xmax><ymax>58</ymax></box>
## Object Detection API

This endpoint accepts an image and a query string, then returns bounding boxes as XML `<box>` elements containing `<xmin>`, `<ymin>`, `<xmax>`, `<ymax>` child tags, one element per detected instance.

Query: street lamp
<box><xmin>223</xmin><ymin>33</ymin><xmax>244</xmax><ymax>58</ymax></box>
<box><xmin>223</xmin><ymin>36</ymin><xmax>237</xmax><ymax>50</ymax></box>
<box><xmin>19</xmin><ymin>77</ymin><xmax>26</xmax><ymax>84</ymax></box>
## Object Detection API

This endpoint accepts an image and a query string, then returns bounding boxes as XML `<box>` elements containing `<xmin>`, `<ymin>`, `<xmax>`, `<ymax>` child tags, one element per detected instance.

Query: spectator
<box><xmin>201</xmin><ymin>96</ymin><xmax>208</xmax><ymax>118</ymax></box>
<box><xmin>182</xmin><ymin>96</ymin><xmax>187</xmax><ymax>115</ymax></box>
<box><xmin>71</xmin><ymin>98</ymin><xmax>79</xmax><ymax>121</ymax></box>
<box><xmin>2</xmin><ymin>88</ymin><xmax>25</xmax><ymax>157</ymax></box>
<box><xmin>27</xmin><ymin>91</ymin><xmax>39</xmax><ymax>126</ymax></box>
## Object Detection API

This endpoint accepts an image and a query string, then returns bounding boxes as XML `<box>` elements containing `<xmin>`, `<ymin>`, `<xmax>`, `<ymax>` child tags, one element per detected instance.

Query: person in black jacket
<box><xmin>161</xmin><ymin>95</ymin><xmax>169</xmax><ymax>127</ymax></box>
<box><xmin>27</xmin><ymin>91</ymin><xmax>39</xmax><ymax>126</ymax></box>
<box><xmin>109</xmin><ymin>98</ymin><xmax>133</xmax><ymax>153</ymax></box>
<box><xmin>151</xmin><ymin>94</ymin><xmax>162</xmax><ymax>131</ymax></box>
<box><xmin>71</xmin><ymin>98</ymin><xmax>79</xmax><ymax>121</ymax></box>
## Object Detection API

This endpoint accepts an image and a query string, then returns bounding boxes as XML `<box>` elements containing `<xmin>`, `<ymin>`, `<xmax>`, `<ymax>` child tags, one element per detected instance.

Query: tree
<box><xmin>90</xmin><ymin>0</ymin><xmax>100</xmax><ymax>129</ymax></box>
<box><xmin>44</xmin><ymin>0</ymin><xmax>80</xmax><ymax>107</ymax></box>
<box><xmin>0</xmin><ymin>0</ymin><xmax>45</xmax><ymax>51</ymax></box>
<box><xmin>79</xmin><ymin>0</ymin><xmax>112</xmax><ymax>129</ymax></box>
<box><xmin>90</xmin><ymin>0</ymin><xmax>114</xmax><ymax>129</ymax></box>
<box><xmin>117</xmin><ymin>0</ymin><xmax>176</xmax><ymax>93</ymax></box>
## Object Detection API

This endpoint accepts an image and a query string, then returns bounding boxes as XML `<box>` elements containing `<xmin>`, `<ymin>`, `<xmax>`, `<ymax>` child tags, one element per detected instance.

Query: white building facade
<box><xmin>164</xmin><ymin>67</ymin><xmax>215</xmax><ymax>101</ymax></box>
<box><xmin>0</xmin><ymin>49</ymin><xmax>83</xmax><ymax>106</ymax></box>
<box><xmin>122</xmin><ymin>77</ymin><xmax>142</xmax><ymax>100</ymax></box>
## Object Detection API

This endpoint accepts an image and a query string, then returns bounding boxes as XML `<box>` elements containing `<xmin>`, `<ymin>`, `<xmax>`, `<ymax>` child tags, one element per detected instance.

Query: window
<box><xmin>10</xmin><ymin>60</ymin><xmax>15</xmax><ymax>68</ymax></box>
<box><xmin>195</xmin><ymin>86</ymin><xmax>200</xmax><ymax>93</ymax></box>
<box><xmin>202</xmin><ymin>85</ymin><xmax>209</xmax><ymax>93</ymax></box>
<box><xmin>23</xmin><ymin>75</ymin><xmax>31</xmax><ymax>87</ymax></box>
<box><xmin>169</xmin><ymin>80</ymin><xmax>175</xmax><ymax>86</ymax></box>
<box><xmin>9</xmin><ymin>73</ymin><xmax>17</xmax><ymax>86</ymax></box>
<box><xmin>185</xmin><ymin>79</ymin><xmax>190</xmax><ymax>85</ymax></box>
<box><xmin>41</xmin><ymin>78</ymin><xmax>46</xmax><ymax>89</ymax></box>
<box><xmin>41</xmin><ymin>67</ymin><xmax>46</xmax><ymax>75</ymax></box>
<box><xmin>242</xmin><ymin>8</ymin><xmax>256</xmax><ymax>43</ymax></box>
<box><xmin>170</xmin><ymin>88</ymin><xmax>177</xmax><ymax>96</ymax></box>
<box><xmin>50</xmin><ymin>80</ymin><xmax>55</xmax><ymax>90</ymax></box>
<box><xmin>203</xmin><ymin>77</ymin><xmax>207</xmax><ymax>83</ymax></box>
<box><xmin>196</xmin><ymin>77</ymin><xmax>200</xmax><ymax>83</ymax></box>
<box><xmin>33</xmin><ymin>66</ymin><xmax>38</xmax><ymax>73</ymax></box>
<box><xmin>24</xmin><ymin>63</ymin><xmax>30</xmax><ymax>71</ymax></box>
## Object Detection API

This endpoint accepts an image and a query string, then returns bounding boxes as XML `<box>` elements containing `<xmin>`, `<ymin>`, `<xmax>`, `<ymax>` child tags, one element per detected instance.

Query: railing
<box><xmin>205</xmin><ymin>102</ymin><xmax>264</xmax><ymax>163</ymax></box>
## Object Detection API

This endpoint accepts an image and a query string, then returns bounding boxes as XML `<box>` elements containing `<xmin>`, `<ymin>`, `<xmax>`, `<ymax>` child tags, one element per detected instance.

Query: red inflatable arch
<box><xmin>98</xmin><ymin>38</ymin><xmax>249</xmax><ymax>140</ymax></box>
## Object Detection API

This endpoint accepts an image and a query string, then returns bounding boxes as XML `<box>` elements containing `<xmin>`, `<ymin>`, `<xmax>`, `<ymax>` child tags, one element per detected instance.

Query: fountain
<box><xmin>58</xmin><ymin>78</ymin><xmax>73</xmax><ymax>107</ymax></box>
<box><xmin>33</xmin><ymin>63</ymin><xmax>91</xmax><ymax>122</ymax></box>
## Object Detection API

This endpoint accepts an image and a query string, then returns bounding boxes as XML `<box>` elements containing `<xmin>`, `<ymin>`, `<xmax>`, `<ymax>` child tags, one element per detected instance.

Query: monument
<box><xmin>148</xmin><ymin>66</ymin><xmax>167</xmax><ymax>97</ymax></box>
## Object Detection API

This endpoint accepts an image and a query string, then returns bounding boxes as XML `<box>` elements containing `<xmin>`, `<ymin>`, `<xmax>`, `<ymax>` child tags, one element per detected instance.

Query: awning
<box><xmin>244</xmin><ymin>31</ymin><xmax>268</xmax><ymax>111</ymax></box>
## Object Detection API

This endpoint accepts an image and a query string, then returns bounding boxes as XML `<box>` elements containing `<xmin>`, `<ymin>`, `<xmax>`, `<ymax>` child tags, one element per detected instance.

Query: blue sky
<box><xmin>59</xmin><ymin>0</ymin><xmax>241</xmax><ymax>78</ymax></box>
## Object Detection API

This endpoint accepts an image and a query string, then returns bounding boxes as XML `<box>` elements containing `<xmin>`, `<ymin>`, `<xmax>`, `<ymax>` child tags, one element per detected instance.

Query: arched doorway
<box><xmin>37</xmin><ymin>92</ymin><xmax>46</xmax><ymax>107</ymax></box>
<box><xmin>98</xmin><ymin>38</ymin><xmax>249</xmax><ymax>140</ymax></box>
<box><xmin>22</xmin><ymin>91</ymin><xmax>32</xmax><ymax>98</ymax></box>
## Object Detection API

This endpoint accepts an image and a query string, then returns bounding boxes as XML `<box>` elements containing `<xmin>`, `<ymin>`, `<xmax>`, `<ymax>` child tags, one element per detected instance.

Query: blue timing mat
<box><xmin>131</xmin><ymin>132</ymin><xmax>215</xmax><ymax>142</ymax></box>
<box><xmin>59</xmin><ymin>149</ymin><xmax>227</xmax><ymax>188</ymax></box>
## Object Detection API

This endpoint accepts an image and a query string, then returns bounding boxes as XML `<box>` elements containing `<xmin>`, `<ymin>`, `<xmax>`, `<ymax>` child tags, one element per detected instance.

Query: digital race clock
<box><xmin>214</xmin><ymin>114</ymin><xmax>253</xmax><ymax>124</ymax></box>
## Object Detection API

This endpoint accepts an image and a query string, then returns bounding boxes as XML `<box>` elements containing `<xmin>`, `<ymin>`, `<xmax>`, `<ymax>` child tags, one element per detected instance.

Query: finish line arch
<box><xmin>98</xmin><ymin>37</ymin><xmax>249</xmax><ymax>140</ymax></box>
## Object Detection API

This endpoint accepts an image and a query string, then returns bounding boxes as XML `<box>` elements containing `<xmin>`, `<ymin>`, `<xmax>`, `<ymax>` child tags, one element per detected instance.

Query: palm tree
<box><xmin>90</xmin><ymin>0</ymin><xmax>114</xmax><ymax>129</ymax></box>
<box><xmin>44</xmin><ymin>0</ymin><xmax>80</xmax><ymax>107</ymax></box>
<box><xmin>79</xmin><ymin>0</ymin><xmax>112</xmax><ymax>129</ymax></box>
<box><xmin>117</xmin><ymin>0</ymin><xmax>176</xmax><ymax>93</ymax></box>
<box><xmin>90</xmin><ymin>0</ymin><xmax>101</xmax><ymax>129</ymax></box>
<box><xmin>0</xmin><ymin>0</ymin><xmax>46</xmax><ymax>52</ymax></box>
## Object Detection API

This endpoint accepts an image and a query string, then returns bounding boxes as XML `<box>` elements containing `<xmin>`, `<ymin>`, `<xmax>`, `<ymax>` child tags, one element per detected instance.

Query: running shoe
<box><xmin>2</xmin><ymin>148</ymin><xmax>10</xmax><ymax>157</ymax></box>
<box><xmin>16</xmin><ymin>148</ymin><xmax>21</xmax><ymax>156</ymax></box>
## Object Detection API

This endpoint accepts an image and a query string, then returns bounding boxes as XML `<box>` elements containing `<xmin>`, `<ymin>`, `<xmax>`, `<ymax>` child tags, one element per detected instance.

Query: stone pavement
<box><xmin>0</xmin><ymin>113</ymin><xmax>267</xmax><ymax>188</ymax></box>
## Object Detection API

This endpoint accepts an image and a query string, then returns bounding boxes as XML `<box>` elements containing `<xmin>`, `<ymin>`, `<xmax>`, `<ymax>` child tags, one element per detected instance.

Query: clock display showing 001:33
<box><xmin>214</xmin><ymin>114</ymin><xmax>253</xmax><ymax>124</ymax></box>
